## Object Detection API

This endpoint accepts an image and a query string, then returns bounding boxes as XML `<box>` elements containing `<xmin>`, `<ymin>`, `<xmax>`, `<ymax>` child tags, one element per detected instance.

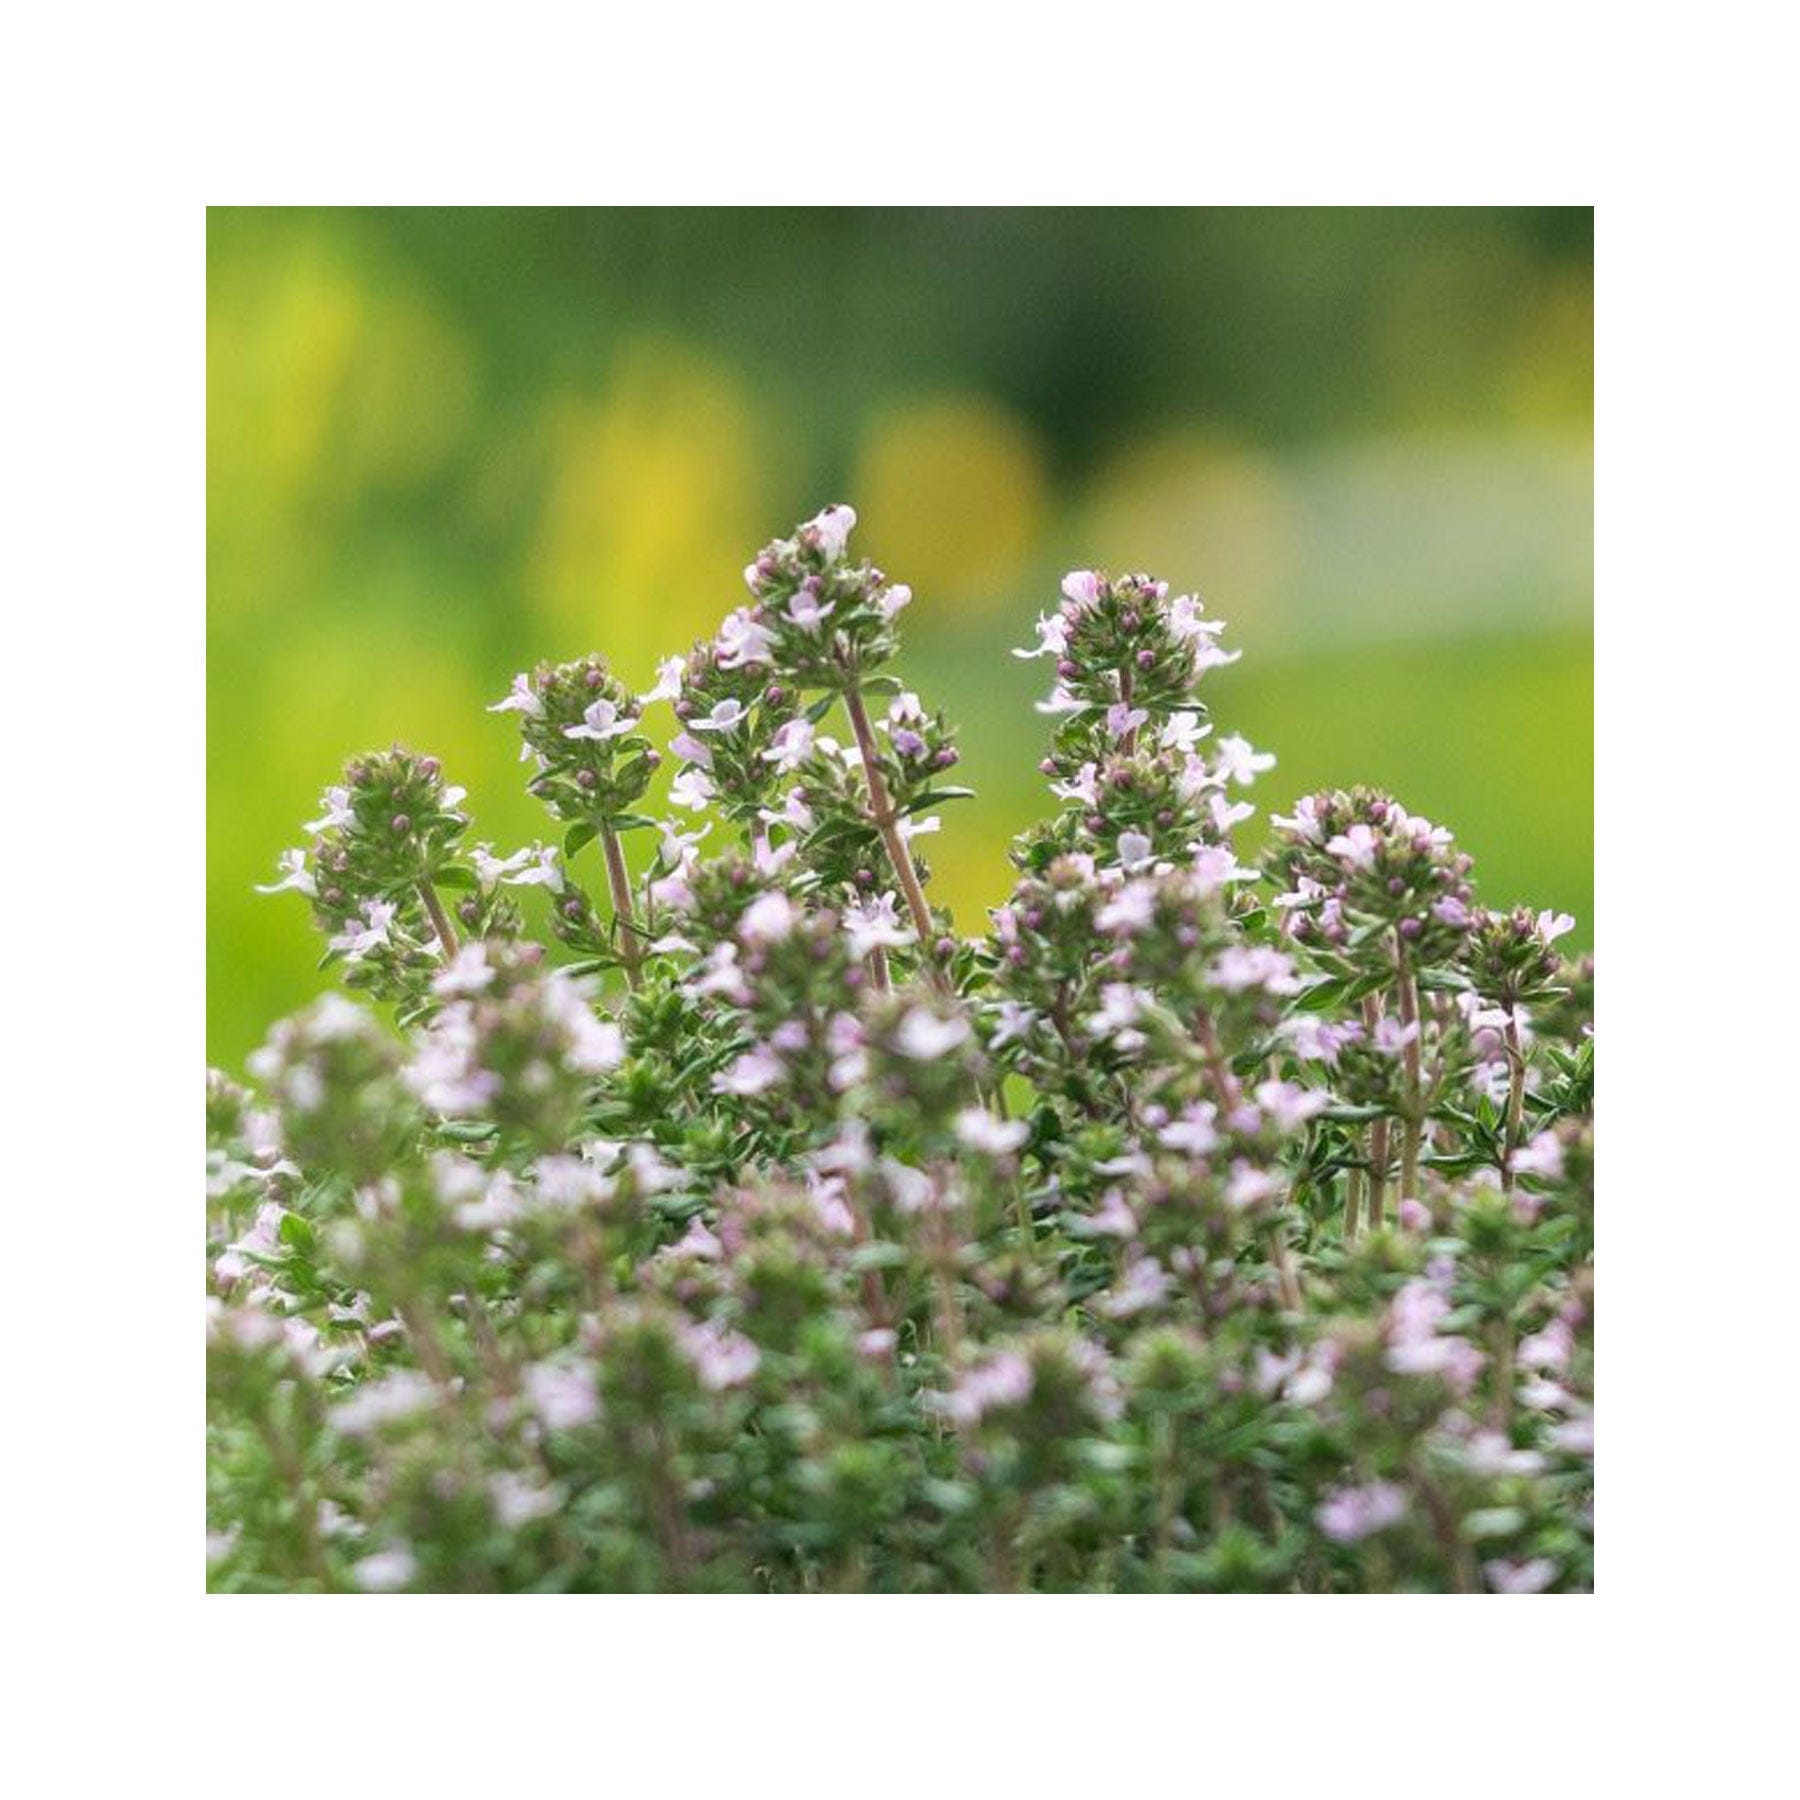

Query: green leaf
<box><xmin>898</xmin><ymin>786</ymin><xmax>975</xmax><ymax>816</ymax></box>
<box><xmin>564</xmin><ymin>821</ymin><xmax>599</xmax><ymax>859</ymax></box>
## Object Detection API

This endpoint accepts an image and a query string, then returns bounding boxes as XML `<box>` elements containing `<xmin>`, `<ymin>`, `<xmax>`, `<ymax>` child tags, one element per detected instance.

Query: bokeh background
<box><xmin>207</xmin><ymin>207</ymin><xmax>1592</xmax><ymax>1071</ymax></box>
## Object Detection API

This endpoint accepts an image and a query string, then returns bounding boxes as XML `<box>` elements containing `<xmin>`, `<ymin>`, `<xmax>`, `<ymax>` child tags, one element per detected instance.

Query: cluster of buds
<box><xmin>1462</xmin><ymin>906</ymin><xmax>1577</xmax><ymax>1012</ymax></box>
<box><xmin>1266</xmin><ymin>787</ymin><xmax>1476</xmax><ymax>964</ymax></box>
<box><xmin>259</xmin><ymin>747</ymin><xmax>472</xmax><ymax>1006</ymax></box>
<box><xmin>739</xmin><ymin>503</ymin><xmax>913</xmax><ymax>689</ymax></box>
<box><xmin>490</xmin><ymin>655</ymin><xmax>661</xmax><ymax>833</ymax></box>
<box><xmin>246</xmin><ymin>992</ymin><xmax>421</xmax><ymax>1183</ymax></box>
<box><xmin>665</xmin><ymin>638</ymin><xmax>803</xmax><ymax>830</ymax></box>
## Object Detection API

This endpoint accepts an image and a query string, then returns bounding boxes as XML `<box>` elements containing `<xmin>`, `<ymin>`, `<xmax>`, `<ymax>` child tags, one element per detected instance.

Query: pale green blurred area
<box><xmin>208</xmin><ymin>207</ymin><xmax>1592</xmax><ymax>1072</ymax></box>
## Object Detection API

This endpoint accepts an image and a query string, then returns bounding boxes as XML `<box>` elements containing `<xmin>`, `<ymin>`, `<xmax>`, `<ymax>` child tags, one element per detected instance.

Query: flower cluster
<box><xmin>217</xmin><ymin>503</ymin><xmax>1593</xmax><ymax>1593</ymax></box>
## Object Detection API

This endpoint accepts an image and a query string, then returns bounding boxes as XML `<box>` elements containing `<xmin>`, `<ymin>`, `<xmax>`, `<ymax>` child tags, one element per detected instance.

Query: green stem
<box><xmin>1360</xmin><ymin>996</ymin><xmax>1390</xmax><ymax>1229</ymax></box>
<box><xmin>417</xmin><ymin>877</ymin><xmax>460</xmax><ymax>960</ymax></box>
<box><xmin>842</xmin><ymin>682</ymin><xmax>949</xmax><ymax>991</ymax></box>
<box><xmin>600</xmin><ymin>825</ymin><xmax>642</xmax><ymax>992</ymax></box>
<box><xmin>1501</xmin><ymin>1013</ymin><xmax>1526</xmax><ymax>1191</ymax></box>
<box><xmin>1395</xmin><ymin>935</ymin><xmax>1424</xmax><ymax>1206</ymax></box>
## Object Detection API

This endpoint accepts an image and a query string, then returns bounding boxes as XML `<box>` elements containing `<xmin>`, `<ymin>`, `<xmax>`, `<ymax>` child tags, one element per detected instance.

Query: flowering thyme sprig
<box><xmin>1018</xmin><ymin>569</ymin><xmax>1266</xmax><ymax>872</ymax></box>
<box><xmin>259</xmin><ymin>746</ymin><xmax>477</xmax><ymax>1015</ymax></box>
<box><xmin>492</xmin><ymin>655</ymin><xmax>665</xmax><ymax>988</ymax></box>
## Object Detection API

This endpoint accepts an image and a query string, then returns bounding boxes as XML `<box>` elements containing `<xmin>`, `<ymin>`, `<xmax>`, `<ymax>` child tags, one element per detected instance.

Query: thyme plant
<box><xmin>210</xmin><ymin>505</ymin><xmax>1593</xmax><ymax>1593</ymax></box>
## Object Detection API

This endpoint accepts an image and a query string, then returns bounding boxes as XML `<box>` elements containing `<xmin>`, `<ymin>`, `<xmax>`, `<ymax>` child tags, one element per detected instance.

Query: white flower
<box><xmin>331</xmin><ymin>899</ymin><xmax>397</xmax><ymax>961</ymax></box>
<box><xmin>716</xmin><ymin>609</ymin><xmax>775</xmax><ymax>669</ymax></box>
<box><xmin>502</xmin><ymin>845</ymin><xmax>565</xmax><ymax>895</ymax></box>
<box><xmin>1102</xmin><ymin>1256</ymin><xmax>1170</xmax><ymax>1319</ymax></box>
<box><xmin>895</xmin><ymin>1008</ymin><xmax>971</xmax><ymax>1060</ymax></box>
<box><xmin>434</xmin><ymin>943</ymin><xmax>496</xmax><ymax>997</ymax></box>
<box><xmin>1061</xmin><ymin>569</ymin><xmax>1102</xmax><ymax>606</ymax></box>
<box><xmin>1096</xmin><ymin>879</ymin><xmax>1156</xmax><ymax>935</ymax></box>
<box><xmin>640</xmin><ymin>655</ymin><xmax>687</xmax><ymax>705</ymax></box>
<box><xmin>738</xmin><ymin>891</ymin><xmax>798</xmax><ymax>944</ymax></box>
<box><xmin>255</xmin><ymin>848</ymin><xmax>316</xmax><ymax>897</ymax></box>
<box><xmin>877</xmin><ymin>583</ymin><xmax>912</xmax><ymax>621</ymax></box>
<box><xmin>524</xmin><ymin>1359</ymin><xmax>600</xmax><ymax>1430</ymax></box>
<box><xmin>669</xmin><ymin>766</ymin><xmax>715</xmax><ymax>811</ymax></box>
<box><xmin>564</xmin><ymin>697</ymin><xmax>638</xmax><ymax>741</ymax></box>
<box><xmin>989</xmin><ymin>1002</ymin><xmax>1039</xmax><ymax>1050</ymax></box>
<box><xmin>487</xmin><ymin>672</ymin><xmax>544</xmax><ymax>718</ymax></box>
<box><xmin>760</xmin><ymin>717</ymin><xmax>815</xmax><ymax>772</ymax></box>
<box><xmin>1116</xmin><ymin>830</ymin><xmax>1155</xmax><ymax>872</ymax></box>
<box><xmin>786</xmin><ymin>585</ymin><xmax>835</xmax><ymax>632</ymax></box>
<box><xmin>1051</xmin><ymin>761</ymin><xmax>1099</xmax><ymax>804</ymax></box>
<box><xmin>1013</xmin><ymin>610</ymin><xmax>1069</xmax><ymax>660</ymax></box>
<box><xmin>804</xmin><ymin>503</ymin><xmax>857</xmax><ymax>562</ymax></box>
<box><xmin>470</xmin><ymin>843</ymin><xmax>534</xmax><ymax>887</ymax></box>
<box><xmin>691</xmin><ymin>698</ymin><xmax>748</xmax><ymax>734</ymax></box>
<box><xmin>1214</xmin><ymin>733</ymin><xmax>1275</xmax><ymax>786</ymax></box>
<box><xmin>1085</xmin><ymin>984</ymin><xmax>1151</xmax><ymax>1049</ymax></box>
<box><xmin>489</xmin><ymin>1473</ymin><xmax>565</xmax><ymax>1528</ymax></box>
<box><xmin>304</xmin><ymin>786</ymin><xmax>354</xmax><ymax>835</ymax></box>
<box><xmin>352</xmin><ymin>1546</ymin><xmax>418</xmax><ymax>1591</ymax></box>
<box><xmin>1159</xmin><ymin>711</ymin><xmax>1212</xmax><ymax>754</ymax></box>
<box><xmin>953</xmin><ymin>1108</ymin><xmax>1029</xmax><ymax>1156</ymax></box>
<box><xmin>1484</xmin><ymin>1557</ymin><xmax>1558</xmax><ymax>1595</ymax></box>
<box><xmin>715</xmin><ymin>1047</ymin><xmax>785</xmax><ymax>1097</ymax></box>
<box><xmin>1328</xmin><ymin>823</ymin><xmax>1381</xmax><ymax>870</ymax></box>
<box><xmin>1159</xmin><ymin>1102</ymin><xmax>1220</xmax><ymax>1157</ymax></box>
<box><xmin>334</xmin><ymin>1370</ymin><xmax>437</xmax><ymax>1436</ymax></box>
<box><xmin>843</xmin><ymin>893</ymin><xmax>915</xmax><ymax>957</ymax></box>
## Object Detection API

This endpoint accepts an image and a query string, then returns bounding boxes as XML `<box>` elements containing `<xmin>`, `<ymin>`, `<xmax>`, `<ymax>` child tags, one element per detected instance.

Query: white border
<box><xmin>11</xmin><ymin>1</ymin><xmax>1792</xmax><ymax>1789</ymax></box>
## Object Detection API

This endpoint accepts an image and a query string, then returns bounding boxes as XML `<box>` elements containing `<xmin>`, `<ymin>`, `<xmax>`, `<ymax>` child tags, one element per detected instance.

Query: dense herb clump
<box><xmin>212</xmin><ymin>506</ymin><xmax>1592</xmax><ymax>1593</ymax></box>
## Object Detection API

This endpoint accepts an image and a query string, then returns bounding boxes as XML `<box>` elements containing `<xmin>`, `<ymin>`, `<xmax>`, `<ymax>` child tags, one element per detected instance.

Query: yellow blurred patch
<box><xmin>207</xmin><ymin>225</ymin><xmax>476</xmax><ymax>604</ymax></box>
<box><xmin>851</xmin><ymin>395</ymin><xmax>1047</xmax><ymax>606</ymax></box>
<box><xmin>523</xmin><ymin>339</ymin><xmax>765</xmax><ymax>680</ymax></box>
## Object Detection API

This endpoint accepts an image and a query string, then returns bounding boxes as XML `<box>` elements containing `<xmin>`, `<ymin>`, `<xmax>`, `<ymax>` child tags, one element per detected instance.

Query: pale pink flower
<box><xmin>680</xmin><ymin>1319</ymin><xmax>761</xmax><ymax>1389</ymax></box>
<box><xmin>844</xmin><ymin>893</ymin><xmax>915</xmax><ymax>957</ymax></box>
<box><xmin>487</xmin><ymin>672</ymin><xmax>543</xmax><ymax>718</ymax></box>
<box><xmin>738</xmin><ymin>890</ymin><xmax>798</xmax><ymax>944</ymax></box>
<box><xmin>1115</xmin><ymin>831</ymin><xmax>1155</xmax><ymax>872</ymax></box>
<box><xmin>669</xmin><ymin>766</ymin><xmax>715</xmax><ymax>811</ymax></box>
<box><xmin>1159</xmin><ymin>711</ymin><xmax>1211</xmax><ymax>753</ymax></box>
<box><xmin>804</xmin><ymin>502</ymin><xmax>857</xmax><ymax>561</ymax></box>
<box><xmin>255</xmin><ymin>848</ymin><xmax>316</xmax><ymax>897</ymax></box>
<box><xmin>352</xmin><ymin>1546</ymin><xmax>418</xmax><ymax>1591</ymax></box>
<box><xmin>714</xmin><ymin>1047</ymin><xmax>785</xmax><ymax>1097</ymax></box>
<box><xmin>1213</xmin><ymin>734</ymin><xmax>1275</xmax><ymax>786</ymax></box>
<box><xmin>1159</xmin><ymin>1102</ymin><xmax>1220</xmax><ymax>1157</ymax></box>
<box><xmin>716</xmin><ymin>609</ymin><xmax>775</xmax><ymax>669</ymax></box>
<box><xmin>895</xmin><ymin>1008</ymin><xmax>971</xmax><ymax>1060</ymax></box>
<box><xmin>1316</xmin><ymin>1482</ymin><xmax>1407</xmax><ymax>1543</ymax></box>
<box><xmin>761</xmin><ymin>717</ymin><xmax>815</xmax><ymax>772</ymax></box>
<box><xmin>524</xmin><ymin>1360</ymin><xmax>600</xmax><ymax>1431</ymax></box>
<box><xmin>1014</xmin><ymin>610</ymin><xmax>1069</xmax><ymax>660</ymax></box>
<box><xmin>1106</xmin><ymin>701</ymin><xmax>1149</xmax><ymax>741</ymax></box>
<box><xmin>1327</xmin><ymin>823</ymin><xmax>1381</xmax><ymax>870</ymax></box>
<box><xmin>1484</xmin><ymin>1557</ymin><xmax>1558</xmax><ymax>1594</ymax></box>
<box><xmin>954</xmin><ymin>1108</ymin><xmax>1029</xmax><ymax>1156</ymax></box>
<box><xmin>640</xmin><ymin>655</ymin><xmax>687</xmax><ymax>706</ymax></box>
<box><xmin>565</xmin><ymin>697</ymin><xmax>637</xmax><ymax>742</ymax></box>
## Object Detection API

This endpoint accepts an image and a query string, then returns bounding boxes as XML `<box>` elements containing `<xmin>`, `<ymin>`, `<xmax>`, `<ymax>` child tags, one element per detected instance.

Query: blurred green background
<box><xmin>207</xmin><ymin>207</ymin><xmax>1592</xmax><ymax>1072</ymax></box>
